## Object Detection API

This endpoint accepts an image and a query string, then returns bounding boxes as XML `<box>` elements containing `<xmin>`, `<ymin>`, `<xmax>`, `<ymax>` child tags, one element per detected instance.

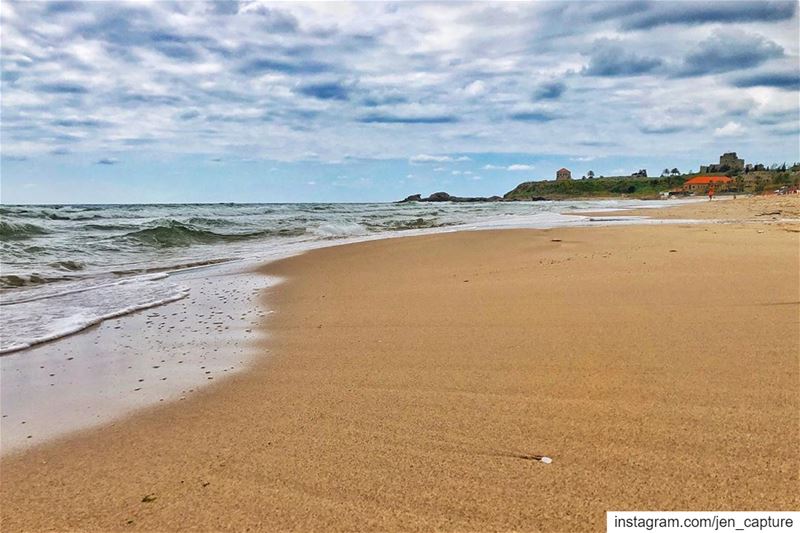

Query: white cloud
<box><xmin>482</xmin><ymin>163</ymin><xmax>536</xmax><ymax>171</ymax></box>
<box><xmin>463</xmin><ymin>80</ymin><xmax>486</xmax><ymax>96</ymax></box>
<box><xmin>410</xmin><ymin>154</ymin><xmax>454</xmax><ymax>163</ymax></box>
<box><xmin>410</xmin><ymin>154</ymin><xmax>470</xmax><ymax>164</ymax></box>
<box><xmin>714</xmin><ymin>121</ymin><xmax>745</xmax><ymax>137</ymax></box>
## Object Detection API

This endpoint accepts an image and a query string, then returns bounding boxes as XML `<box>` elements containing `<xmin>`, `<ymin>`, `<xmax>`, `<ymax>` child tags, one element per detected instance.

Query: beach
<box><xmin>1</xmin><ymin>197</ymin><xmax>798</xmax><ymax>532</ymax></box>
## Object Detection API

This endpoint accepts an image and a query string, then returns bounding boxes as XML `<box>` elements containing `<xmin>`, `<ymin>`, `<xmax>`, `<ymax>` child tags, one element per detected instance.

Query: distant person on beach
<box><xmin>708</xmin><ymin>187</ymin><xmax>715</xmax><ymax>200</ymax></box>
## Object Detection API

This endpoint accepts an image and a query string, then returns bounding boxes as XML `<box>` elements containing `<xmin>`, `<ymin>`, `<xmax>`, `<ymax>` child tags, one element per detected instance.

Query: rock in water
<box><xmin>399</xmin><ymin>194</ymin><xmax>422</xmax><ymax>203</ymax></box>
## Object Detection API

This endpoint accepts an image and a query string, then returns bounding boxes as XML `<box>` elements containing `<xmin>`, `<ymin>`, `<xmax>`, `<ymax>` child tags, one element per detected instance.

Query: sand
<box><xmin>1</xmin><ymin>197</ymin><xmax>798</xmax><ymax>532</ymax></box>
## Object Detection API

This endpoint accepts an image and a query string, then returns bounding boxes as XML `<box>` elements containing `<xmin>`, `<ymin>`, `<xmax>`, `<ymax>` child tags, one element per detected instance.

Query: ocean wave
<box><xmin>49</xmin><ymin>260</ymin><xmax>86</xmax><ymax>271</ymax></box>
<box><xmin>379</xmin><ymin>217</ymin><xmax>452</xmax><ymax>231</ymax></box>
<box><xmin>0</xmin><ymin>283</ymin><xmax>190</xmax><ymax>354</ymax></box>
<box><xmin>186</xmin><ymin>216</ymin><xmax>242</xmax><ymax>227</ymax></box>
<box><xmin>312</xmin><ymin>222</ymin><xmax>370</xmax><ymax>238</ymax></box>
<box><xmin>0</xmin><ymin>273</ymin><xmax>76</xmax><ymax>289</ymax></box>
<box><xmin>0</xmin><ymin>272</ymin><xmax>171</xmax><ymax>305</ymax></box>
<box><xmin>117</xmin><ymin>219</ymin><xmax>305</xmax><ymax>247</ymax></box>
<box><xmin>0</xmin><ymin>221</ymin><xmax>50</xmax><ymax>240</ymax></box>
<box><xmin>81</xmin><ymin>222</ymin><xmax>140</xmax><ymax>231</ymax></box>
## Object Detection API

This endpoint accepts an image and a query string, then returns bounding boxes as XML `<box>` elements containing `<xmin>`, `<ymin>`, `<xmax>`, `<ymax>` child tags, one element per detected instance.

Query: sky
<box><xmin>1</xmin><ymin>0</ymin><xmax>799</xmax><ymax>204</ymax></box>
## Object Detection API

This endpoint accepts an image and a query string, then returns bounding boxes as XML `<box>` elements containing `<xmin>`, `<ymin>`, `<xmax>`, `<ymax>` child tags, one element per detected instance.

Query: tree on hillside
<box><xmin>661</xmin><ymin>168</ymin><xmax>670</xmax><ymax>177</ymax></box>
<box><xmin>587</xmin><ymin>170</ymin><xmax>594</xmax><ymax>179</ymax></box>
<box><xmin>671</xmin><ymin>168</ymin><xmax>680</xmax><ymax>176</ymax></box>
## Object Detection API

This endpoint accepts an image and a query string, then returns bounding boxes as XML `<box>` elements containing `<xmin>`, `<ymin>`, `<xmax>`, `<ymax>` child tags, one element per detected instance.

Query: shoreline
<box><xmin>1</xmin><ymin>197</ymin><xmax>798</xmax><ymax>531</ymax></box>
<box><xmin>1</xmin><ymin>198</ymin><xmax>699</xmax><ymax>357</ymax></box>
<box><xmin>0</xmin><ymin>198</ymin><xmax>711</xmax><ymax>455</ymax></box>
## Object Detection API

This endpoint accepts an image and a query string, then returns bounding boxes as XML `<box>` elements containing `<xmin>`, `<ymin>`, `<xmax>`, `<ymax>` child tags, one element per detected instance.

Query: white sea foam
<box><xmin>0</xmin><ymin>275</ymin><xmax>189</xmax><ymax>354</ymax></box>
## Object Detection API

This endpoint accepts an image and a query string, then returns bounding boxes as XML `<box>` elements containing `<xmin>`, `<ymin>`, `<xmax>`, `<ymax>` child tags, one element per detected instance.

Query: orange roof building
<box><xmin>683</xmin><ymin>175</ymin><xmax>732</xmax><ymax>192</ymax></box>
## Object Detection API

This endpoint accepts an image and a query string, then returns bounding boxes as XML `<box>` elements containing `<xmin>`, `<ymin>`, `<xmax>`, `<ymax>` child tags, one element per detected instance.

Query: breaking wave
<box><xmin>0</xmin><ymin>221</ymin><xmax>50</xmax><ymax>240</ymax></box>
<box><xmin>117</xmin><ymin>219</ymin><xmax>305</xmax><ymax>248</ymax></box>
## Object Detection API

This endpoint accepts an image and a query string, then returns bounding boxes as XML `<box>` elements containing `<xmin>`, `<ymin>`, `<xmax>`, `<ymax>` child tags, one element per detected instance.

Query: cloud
<box><xmin>713</xmin><ymin>122</ymin><xmax>744</xmax><ymax>137</ymax></box>
<box><xmin>52</xmin><ymin>118</ymin><xmax>109</xmax><ymax>128</ymax></box>
<box><xmin>533</xmin><ymin>81</ymin><xmax>565</xmax><ymax>100</ymax></box>
<box><xmin>360</xmin><ymin>113</ymin><xmax>458</xmax><ymax>124</ymax></box>
<box><xmin>119</xmin><ymin>93</ymin><xmax>184</xmax><ymax>106</ymax></box>
<box><xmin>410</xmin><ymin>154</ymin><xmax>470</xmax><ymax>164</ymax></box>
<box><xmin>731</xmin><ymin>71</ymin><xmax>800</xmax><ymax>90</ymax></box>
<box><xmin>297</xmin><ymin>81</ymin><xmax>351</xmax><ymax>101</ymax></box>
<box><xmin>678</xmin><ymin>32</ymin><xmax>783</xmax><ymax>77</ymax></box>
<box><xmin>236</xmin><ymin>3</ymin><xmax>299</xmax><ymax>32</ymax></box>
<box><xmin>238</xmin><ymin>58</ymin><xmax>331</xmax><ymax>75</ymax></box>
<box><xmin>639</xmin><ymin>124</ymin><xmax>686</xmax><ymax>134</ymax></box>
<box><xmin>620</xmin><ymin>1</ymin><xmax>797</xmax><ymax>30</ymax></box>
<box><xmin>35</xmin><ymin>82</ymin><xmax>89</xmax><ymax>94</ymax></box>
<box><xmin>361</xmin><ymin>92</ymin><xmax>408</xmax><ymax>107</ymax></box>
<box><xmin>508</xmin><ymin>110</ymin><xmax>560</xmax><ymax>122</ymax></box>
<box><xmin>463</xmin><ymin>80</ymin><xmax>486</xmax><ymax>97</ymax></box>
<box><xmin>482</xmin><ymin>163</ymin><xmax>535</xmax><ymax>171</ymax></box>
<box><xmin>1</xmin><ymin>1</ymin><xmax>797</xmax><ymax>179</ymax></box>
<box><xmin>95</xmin><ymin>157</ymin><xmax>119</xmax><ymax>165</ymax></box>
<box><xmin>583</xmin><ymin>39</ymin><xmax>662</xmax><ymax>76</ymax></box>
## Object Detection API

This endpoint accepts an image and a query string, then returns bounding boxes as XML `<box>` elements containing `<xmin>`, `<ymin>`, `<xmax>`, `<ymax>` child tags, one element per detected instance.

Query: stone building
<box><xmin>556</xmin><ymin>168</ymin><xmax>572</xmax><ymax>181</ymax></box>
<box><xmin>700</xmin><ymin>152</ymin><xmax>745</xmax><ymax>173</ymax></box>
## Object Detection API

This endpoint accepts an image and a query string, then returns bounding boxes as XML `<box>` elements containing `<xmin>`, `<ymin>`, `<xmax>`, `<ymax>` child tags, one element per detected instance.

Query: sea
<box><xmin>0</xmin><ymin>200</ymin><xmax>684</xmax><ymax>355</ymax></box>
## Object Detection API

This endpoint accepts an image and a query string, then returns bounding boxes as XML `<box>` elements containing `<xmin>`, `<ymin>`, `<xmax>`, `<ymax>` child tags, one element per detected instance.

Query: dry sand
<box><xmin>1</xmin><ymin>198</ymin><xmax>798</xmax><ymax>532</ymax></box>
<box><xmin>580</xmin><ymin>194</ymin><xmax>800</xmax><ymax>221</ymax></box>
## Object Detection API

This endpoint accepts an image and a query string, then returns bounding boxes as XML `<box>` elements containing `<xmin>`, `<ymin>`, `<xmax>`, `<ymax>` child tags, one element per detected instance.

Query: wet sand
<box><xmin>0</xmin><ymin>268</ymin><xmax>270</xmax><ymax>454</ymax></box>
<box><xmin>1</xmin><ymin>198</ymin><xmax>798</xmax><ymax>532</ymax></box>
